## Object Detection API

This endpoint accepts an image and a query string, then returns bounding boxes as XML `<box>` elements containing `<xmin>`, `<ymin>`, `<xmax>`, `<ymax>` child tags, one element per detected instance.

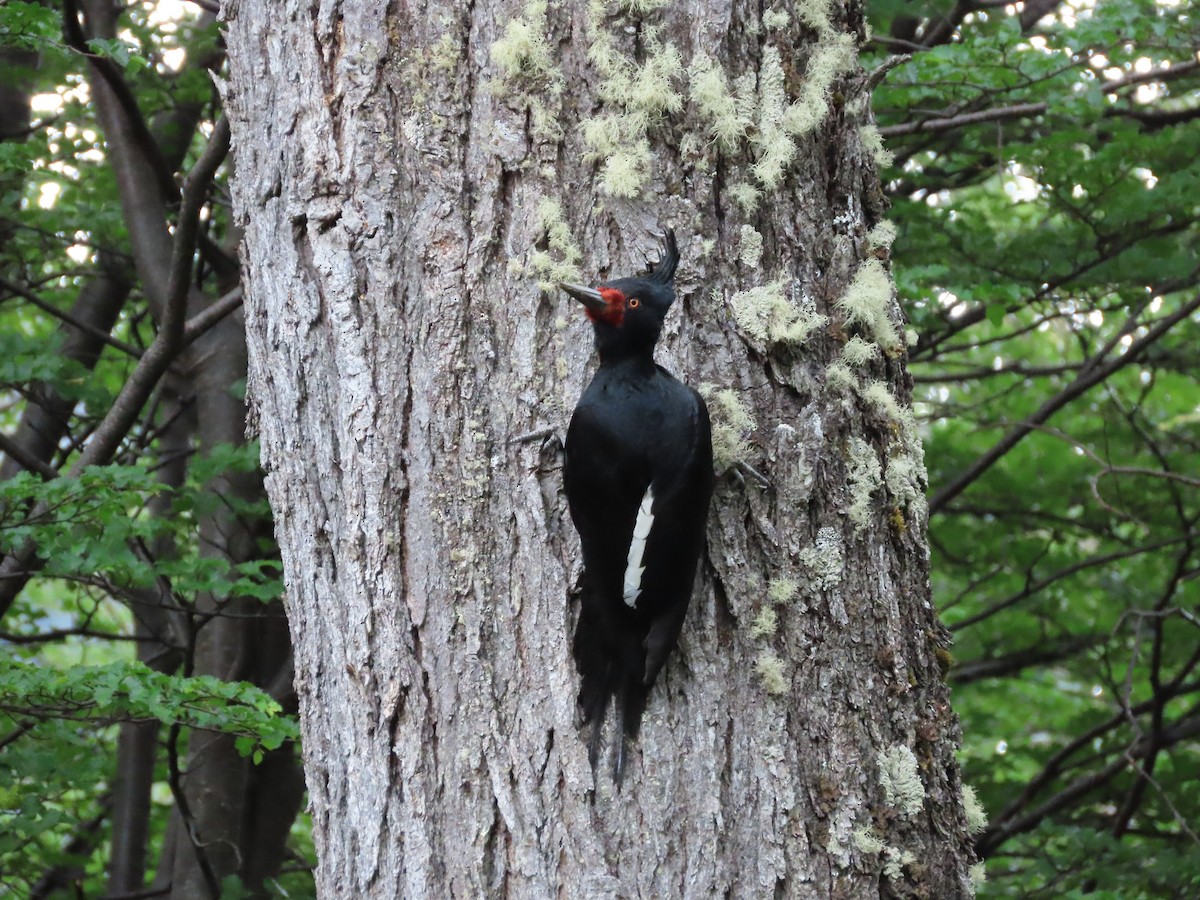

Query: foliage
<box><xmin>867</xmin><ymin>0</ymin><xmax>1200</xmax><ymax>894</ymax></box>
<box><xmin>0</xmin><ymin>1</ymin><xmax>306</xmax><ymax>896</ymax></box>
<box><xmin>0</xmin><ymin>658</ymin><xmax>297</xmax><ymax>755</ymax></box>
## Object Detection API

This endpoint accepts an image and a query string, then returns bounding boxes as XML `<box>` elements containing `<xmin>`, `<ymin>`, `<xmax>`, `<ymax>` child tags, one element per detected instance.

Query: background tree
<box><xmin>867</xmin><ymin>0</ymin><xmax>1200</xmax><ymax>895</ymax></box>
<box><xmin>0</xmin><ymin>2</ymin><xmax>303</xmax><ymax>897</ymax></box>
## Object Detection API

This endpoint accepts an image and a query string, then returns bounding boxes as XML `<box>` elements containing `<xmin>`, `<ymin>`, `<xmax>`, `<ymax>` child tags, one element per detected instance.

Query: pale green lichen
<box><xmin>860</xmin><ymin>123</ymin><xmax>894</xmax><ymax>168</ymax></box>
<box><xmin>867</xmin><ymin>219</ymin><xmax>897</xmax><ymax>251</ymax></box>
<box><xmin>841</xmin><ymin>335</ymin><xmax>878</xmax><ymax>367</ymax></box>
<box><xmin>882</xmin><ymin>846</ymin><xmax>917</xmax><ymax>881</ymax></box>
<box><xmin>489</xmin><ymin>0</ymin><xmax>564</xmax><ymax>138</ymax></box>
<box><xmin>885</xmin><ymin>449</ymin><xmax>927</xmax><ymax>516</ymax></box>
<box><xmin>430</xmin><ymin>32</ymin><xmax>461</xmax><ymax>74</ymax></box>
<box><xmin>491</xmin><ymin>1</ymin><xmax>554</xmax><ymax>79</ymax></box>
<box><xmin>767</xmin><ymin>576</ymin><xmax>799</xmax><ymax>604</ymax></box>
<box><xmin>750</xmin><ymin>47</ymin><xmax>794</xmax><ymax>188</ymax></box>
<box><xmin>749</xmin><ymin>606</ymin><xmax>778</xmax><ymax>639</ymax></box>
<box><xmin>762</xmin><ymin>8</ymin><xmax>790</xmax><ymax>30</ymax></box>
<box><xmin>837</xmin><ymin>258</ymin><xmax>901</xmax><ymax>350</ymax></box>
<box><xmin>739</xmin><ymin>225</ymin><xmax>764</xmax><ymax>269</ymax></box>
<box><xmin>526</xmin><ymin>198</ymin><xmax>583</xmax><ymax>287</ymax></box>
<box><xmin>905</xmin><ymin>328</ymin><xmax>919</xmax><ymax>348</ymax></box>
<box><xmin>780</xmin><ymin>34</ymin><xmax>857</xmax><ymax>138</ymax></box>
<box><xmin>826</xmin><ymin>360</ymin><xmax>858</xmax><ymax>393</ymax></box>
<box><xmin>846</xmin><ymin>437</ymin><xmax>882</xmax><ymax>530</ymax></box>
<box><xmin>755</xmin><ymin>650</ymin><xmax>788</xmax><ymax>694</ymax></box>
<box><xmin>727</xmin><ymin>181</ymin><xmax>762</xmax><ymax>213</ymax></box>
<box><xmin>799</xmin><ymin>526</ymin><xmax>843</xmax><ymax>592</ymax></box>
<box><xmin>699</xmin><ymin>383</ymin><xmax>756</xmax><ymax>470</ymax></box>
<box><xmin>852</xmin><ymin>825</ymin><xmax>885</xmax><ymax>855</ymax></box>
<box><xmin>969</xmin><ymin>862</ymin><xmax>987</xmax><ymax>890</ymax></box>
<box><xmin>616</xmin><ymin>0</ymin><xmax>670</xmax><ymax>12</ymax></box>
<box><xmin>862</xmin><ymin>380</ymin><xmax>903</xmax><ymax>423</ymax></box>
<box><xmin>582</xmin><ymin>24</ymin><xmax>682</xmax><ymax>197</ymax></box>
<box><xmin>796</xmin><ymin>0</ymin><xmax>834</xmax><ymax>33</ymax></box>
<box><xmin>879</xmin><ymin>745</ymin><xmax>925</xmax><ymax>818</ymax></box>
<box><xmin>730</xmin><ymin>281</ymin><xmax>828</xmax><ymax>347</ymax></box>
<box><xmin>963</xmin><ymin>784</ymin><xmax>988</xmax><ymax>835</ymax></box>
<box><xmin>688</xmin><ymin>51</ymin><xmax>753</xmax><ymax>151</ymax></box>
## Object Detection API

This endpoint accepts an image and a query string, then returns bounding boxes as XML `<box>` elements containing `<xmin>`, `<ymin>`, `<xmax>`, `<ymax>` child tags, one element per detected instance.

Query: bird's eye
<box><xmin>628</xmin><ymin>298</ymin><xmax>640</xmax><ymax>308</ymax></box>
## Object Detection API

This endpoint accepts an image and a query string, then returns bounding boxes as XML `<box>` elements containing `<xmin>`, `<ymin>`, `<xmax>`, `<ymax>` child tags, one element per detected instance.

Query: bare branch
<box><xmin>68</xmin><ymin>117</ymin><xmax>230</xmax><ymax>476</ymax></box>
<box><xmin>0</xmin><ymin>120</ymin><xmax>231</xmax><ymax>622</ymax></box>
<box><xmin>0</xmin><ymin>431</ymin><xmax>59</xmax><ymax>479</ymax></box>
<box><xmin>880</xmin><ymin>102</ymin><xmax>1048</xmax><ymax>138</ymax></box>
<box><xmin>182</xmin><ymin>286</ymin><xmax>244</xmax><ymax>346</ymax></box>
<box><xmin>0</xmin><ymin>275</ymin><xmax>143</xmax><ymax>360</ymax></box>
<box><xmin>929</xmin><ymin>294</ymin><xmax>1200</xmax><ymax>514</ymax></box>
<box><xmin>980</xmin><ymin>713</ymin><xmax>1200</xmax><ymax>856</ymax></box>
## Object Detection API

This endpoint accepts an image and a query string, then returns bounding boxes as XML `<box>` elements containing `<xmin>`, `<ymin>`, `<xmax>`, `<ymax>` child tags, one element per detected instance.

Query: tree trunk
<box><xmin>224</xmin><ymin>0</ymin><xmax>977</xmax><ymax>895</ymax></box>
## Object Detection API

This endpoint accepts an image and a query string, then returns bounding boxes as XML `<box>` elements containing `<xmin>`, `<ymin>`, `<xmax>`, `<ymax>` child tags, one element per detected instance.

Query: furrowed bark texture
<box><xmin>224</xmin><ymin>0</ymin><xmax>976</xmax><ymax>895</ymax></box>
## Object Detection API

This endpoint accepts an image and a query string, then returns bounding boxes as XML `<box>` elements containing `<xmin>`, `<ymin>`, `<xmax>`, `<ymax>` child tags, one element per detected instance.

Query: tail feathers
<box><xmin>575</xmin><ymin>667</ymin><xmax>652</xmax><ymax>784</ymax></box>
<box><xmin>574</xmin><ymin>616</ymin><xmax>654</xmax><ymax>783</ymax></box>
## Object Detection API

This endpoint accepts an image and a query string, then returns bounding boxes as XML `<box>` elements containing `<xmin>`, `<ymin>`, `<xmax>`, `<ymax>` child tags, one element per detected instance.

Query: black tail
<box><xmin>573</xmin><ymin>604</ymin><xmax>652</xmax><ymax>784</ymax></box>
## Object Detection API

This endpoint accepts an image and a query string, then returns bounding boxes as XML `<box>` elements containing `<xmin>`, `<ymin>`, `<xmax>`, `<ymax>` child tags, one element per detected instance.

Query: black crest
<box><xmin>646</xmin><ymin>230</ymin><xmax>678</xmax><ymax>286</ymax></box>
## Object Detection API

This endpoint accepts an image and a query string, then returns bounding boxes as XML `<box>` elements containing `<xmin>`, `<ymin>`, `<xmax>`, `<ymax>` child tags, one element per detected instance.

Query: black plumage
<box><xmin>559</xmin><ymin>231</ymin><xmax>714</xmax><ymax>782</ymax></box>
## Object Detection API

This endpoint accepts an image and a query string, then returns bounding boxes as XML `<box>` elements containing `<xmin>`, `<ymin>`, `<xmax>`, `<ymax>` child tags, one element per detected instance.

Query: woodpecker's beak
<box><xmin>559</xmin><ymin>283</ymin><xmax>607</xmax><ymax>315</ymax></box>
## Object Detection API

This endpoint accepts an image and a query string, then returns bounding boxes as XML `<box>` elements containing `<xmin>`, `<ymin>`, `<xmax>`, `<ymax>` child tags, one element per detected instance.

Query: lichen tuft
<box><xmin>526</xmin><ymin>198</ymin><xmax>583</xmax><ymax>287</ymax></box>
<box><xmin>699</xmin><ymin>383</ymin><xmax>756</xmax><ymax>470</ymax></box>
<box><xmin>860</xmin><ymin>123</ymin><xmax>894</xmax><ymax>168</ymax></box>
<box><xmin>878</xmin><ymin>744</ymin><xmax>925</xmax><ymax>818</ymax></box>
<box><xmin>727</xmin><ymin>181</ymin><xmax>762</xmax><ymax>213</ymax></box>
<box><xmin>749</xmin><ymin>606</ymin><xmax>778</xmax><ymax>639</ymax></box>
<box><xmin>846</xmin><ymin>437</ymin><xmax>882</xmax><ymax>530</ymax></box>
<box><xmin>688</xmin><ymin>52</ymin><xmax>753</xmax><ymax>151</ymax></box>
<box><xmin>739</xmin><ymin>225</ymin><xmax>764</xmax><ymax>269</ymax></box>
<box><xmin>755</xmin><ymin>651</ymin><xmax>788</xmax><ymax>694</ymax></box>
<box><xmin>841</xmin><ymin>335</ymin><xmax>878</xmax><ymax>367</ymax></box>
<box><xmin>969</xmin><ymin>862</ymin><xmax>987</xmax><ymax>890</ymax></box>
<box><xmin>762</xmin><ymin>8</ymin><xmax>790</xmax><ymax>30</ymax></box>
<box><xmin>866</xmin><ymin>219</ymin><xmax>897</xmax><ymax>251</ymax></box>
<box><xmin>799</xmin><ymin>526</ymin><xmax>844</xmax><ymax>591</ymax></box>
<box><xmin>837</xmin><ymin>257</ymin><xmax>900</xmax><ymax>350</ymax></box>
<box><xmin>491</xmin><ymin>1</ymin><xmax>554</xmax><ymax>79</ymax></box>
<box><xmin>767</xmin><ymin>576</ymin><xmax>799</xmax><ymax>604</ymax></box>
<box><xmin>963</xmin><ymin>784</ymin><xmax>988</xmax><ymax>835</ymax></box>
<box><xmin>826</xmin><ymin>360</ymin><xmax>858</xmax><ymax>393</ymax></box>
<box><xmin>581</xmin><ymin>22</ymin><xmax>682</xmax><ymax>198</ymax></box>
<box><xmin>730</xmin><ymin>281</ymin><xmax>828</xmax><ymax>347</ymax></box>
<box><xmin>862</xmin><ymin>380</ymin><xmax>903</xmax><ymax>423</ymax></box>
<box><xmin>852</xmin><ymin>825</ymin><xmax>884</xmax><ymax>855</ymax></box>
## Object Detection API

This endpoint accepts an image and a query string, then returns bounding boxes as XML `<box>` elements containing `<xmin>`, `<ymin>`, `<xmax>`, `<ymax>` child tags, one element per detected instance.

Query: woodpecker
<box><xmin>559</xmin><ymin>231</ymin><xmax>714</xmax><ymax>782</ymax></box>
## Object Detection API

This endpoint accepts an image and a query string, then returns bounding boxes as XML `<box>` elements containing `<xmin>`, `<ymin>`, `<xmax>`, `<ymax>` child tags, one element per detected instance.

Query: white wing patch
<box><xmin>623</xmin><ymin>485</ymin><xmax>655</xmax><ymax>606</ymax></box>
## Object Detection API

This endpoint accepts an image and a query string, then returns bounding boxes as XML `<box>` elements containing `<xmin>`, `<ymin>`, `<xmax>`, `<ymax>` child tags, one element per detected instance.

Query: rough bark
<box><xmin>224</xmin><ymin>0</ymin><xmax>976</xmax><ymax>896</ymax></box>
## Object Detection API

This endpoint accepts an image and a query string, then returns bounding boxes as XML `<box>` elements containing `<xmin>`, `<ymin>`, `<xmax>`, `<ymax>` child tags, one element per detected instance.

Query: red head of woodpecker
<box><xmin>558</xmin><ymin>230</ymin><xmax>713</xmax><ymax>783</ymax></box>
<box><xmin>559</xmin><ymin>231</ymin><xmax>680</xmax><ymax>362</ymax></box>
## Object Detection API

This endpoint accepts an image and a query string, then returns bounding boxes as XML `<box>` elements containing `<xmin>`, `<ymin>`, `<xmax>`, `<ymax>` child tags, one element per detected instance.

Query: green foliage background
<box><xmin>868</xmin><ymin>0</ymin><xmax>1200</xmax><ymax>895</ymax></box>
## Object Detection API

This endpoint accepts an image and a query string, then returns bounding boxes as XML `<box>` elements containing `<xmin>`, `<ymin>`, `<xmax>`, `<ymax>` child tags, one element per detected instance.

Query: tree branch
<box><xmin>979</xmin><ymin>713</ymin><xmax>1200</xmax><ymax>856</ymax></box>
<box><xmin>0</xmin><ymin>119</ymin><xmax>231</xmax><ymax>622</ymax></box>
<box><xmin>929</xmin><ymin>294</ymin><xmax>1200</xmax><ymax>514</ymax></box>
<box><xmin>183</xmin><ymin>286</ymin><xmax>244</xmax><ymax>346</ymax></box>
<box><xmin>880</xmin><ymin>102</ymin><xmax>1048</xmax><ymax>138</ymax></box>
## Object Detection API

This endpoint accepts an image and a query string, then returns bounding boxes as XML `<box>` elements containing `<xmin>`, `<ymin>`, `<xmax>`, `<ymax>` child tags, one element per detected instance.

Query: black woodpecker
<box><xmin>559</xmin><ymin>231</ymin><xmax>714</xmax><ymax>782</ymax></box>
